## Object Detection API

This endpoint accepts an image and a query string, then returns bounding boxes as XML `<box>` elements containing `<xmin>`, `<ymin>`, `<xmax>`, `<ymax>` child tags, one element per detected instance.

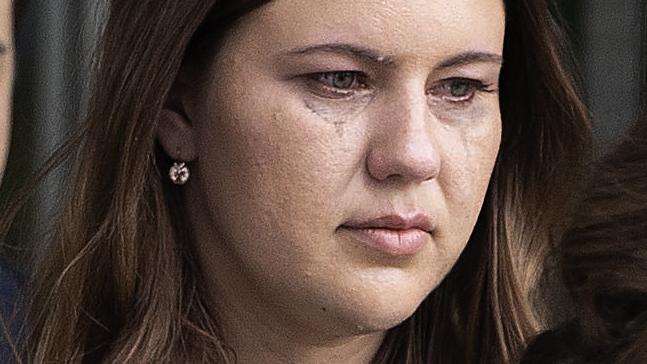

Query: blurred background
<box><xmin>1</xmin><ymin>0</ymin><xmax>645</xmax><ymax>268</ymax></box>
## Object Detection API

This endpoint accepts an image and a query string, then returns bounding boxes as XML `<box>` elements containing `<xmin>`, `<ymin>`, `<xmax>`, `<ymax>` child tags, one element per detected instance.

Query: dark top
<box><xmin>520</xmin><ymin>321</ymin><xmax>584</xmax><ymax>364</ymax></box>
<box><xmin>521</xmin><ymin>316</ymin><xmax>647</xmax><ymax>364</ymax></box>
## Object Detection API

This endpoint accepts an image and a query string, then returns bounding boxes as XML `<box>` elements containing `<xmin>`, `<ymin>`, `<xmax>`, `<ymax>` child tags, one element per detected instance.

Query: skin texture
<box><xmin>158</xmin><ymin>0</ymin><xmax>505</xmax><ymax>362</ymax></box>
<box><xmin>0</xmin><ymin>0</ymin><xmax>12</xmax><ymax>180</ymax></box>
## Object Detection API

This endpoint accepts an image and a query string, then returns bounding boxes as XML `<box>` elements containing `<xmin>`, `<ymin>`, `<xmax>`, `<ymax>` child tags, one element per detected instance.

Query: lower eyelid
<box><xmin>305</xmin><ymin>81</ymin><xmax>356</xmax><ymax>100</ymax></box>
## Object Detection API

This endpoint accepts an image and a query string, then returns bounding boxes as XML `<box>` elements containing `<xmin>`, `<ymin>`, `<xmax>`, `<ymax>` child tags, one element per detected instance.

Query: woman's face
<box><xmin>167</xmin><ymin>0</ymin><xmax>504</xmax><ymax>338</ymax></box>
<box><xmin>0</xmin><ymin>0</ymin><xmax>12</xmax><ymax>178</ymax></box>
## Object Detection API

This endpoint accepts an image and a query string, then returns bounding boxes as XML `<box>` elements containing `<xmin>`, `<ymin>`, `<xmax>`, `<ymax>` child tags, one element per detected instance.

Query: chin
<box><xmin>316</xmin><ymin>283</ymin><xmax>430</xmax><ymax>336</ymax></box>
<box><xmin>332</xmin><ymin>300</ymin><xmax>422</xmax><ymax>336</ymax></box>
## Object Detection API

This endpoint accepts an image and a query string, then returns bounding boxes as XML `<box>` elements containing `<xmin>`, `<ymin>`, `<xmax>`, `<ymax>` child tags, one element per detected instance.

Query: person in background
<box><xmin>521</xmin><ymin>97</ymin><xmax>647</xmax><ymax>364</ymax></box>
<box><xmin>521</xmin><ymin>3</ymin><xmax>647</xmax><ymax>362</ymax></box>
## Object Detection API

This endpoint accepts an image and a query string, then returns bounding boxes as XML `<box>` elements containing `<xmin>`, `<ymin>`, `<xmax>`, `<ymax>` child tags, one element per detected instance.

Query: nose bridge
<box><xmin>366</xmin><ymin>84</ymin><xmax>441</xmax><ymax>183</ymax></box>
<box><xmin>377</xmin><ymin>80</ymin><xmax>429</xmax><ymax>139</ymax></box>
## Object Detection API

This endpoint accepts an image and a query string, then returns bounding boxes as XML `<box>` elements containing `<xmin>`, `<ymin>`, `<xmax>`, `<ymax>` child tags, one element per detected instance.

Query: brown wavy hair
<box><xmin>3</xmin><ymin>0</ymin><xmax>590</xmax><ymax>363</ymax></box>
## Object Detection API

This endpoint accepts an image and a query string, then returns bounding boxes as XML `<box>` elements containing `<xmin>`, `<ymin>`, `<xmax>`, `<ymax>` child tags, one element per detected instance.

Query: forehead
<box><xmin>238</xmin><ymin>0</ymin><xmax>505</xmax><ymax>62</ymax></box>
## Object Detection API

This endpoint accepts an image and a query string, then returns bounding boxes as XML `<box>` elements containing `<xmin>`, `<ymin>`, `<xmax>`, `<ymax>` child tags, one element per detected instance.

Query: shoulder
<box><xmin>0</xmin><ymin>263</ymin><xmax>21</xmax><ymax>297</ymax></box>
<box><xmin>0</xmin><ymin>262</ymin><xmax>23</xmax><ymax>364</ymax></box>
<box><xmin>0</xmin><ymin>262</ymin><xmax>21</xmax><ymax>313</ymax></box>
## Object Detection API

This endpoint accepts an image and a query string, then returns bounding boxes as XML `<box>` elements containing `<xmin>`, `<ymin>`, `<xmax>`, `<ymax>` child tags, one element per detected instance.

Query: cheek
<box><xmin>438</xmin><ymin>111</ymin><xmax>501</xmax><ymax>231</ymax></box>
<box><xmin>193</xmin><ymin>83</ymin><xmax>367</xmax><ymax>247</ymax></box>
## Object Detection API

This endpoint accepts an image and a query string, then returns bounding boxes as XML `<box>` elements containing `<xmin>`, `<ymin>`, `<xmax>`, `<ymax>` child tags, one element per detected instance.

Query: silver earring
<box><xmin>169</xmin><ymin>162</ymin><xmax>190</xmax><ymax>185</ymax></box>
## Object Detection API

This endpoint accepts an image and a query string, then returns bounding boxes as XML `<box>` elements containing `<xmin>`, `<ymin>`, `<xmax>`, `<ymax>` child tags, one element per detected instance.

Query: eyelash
<box><xmin>427</xmin><ymin>78</ymin><xmax>496</xmax><ymax>104</ymax></box>
<box><xmin>305</xmin><ymin>71</ymin><xmax>370</xmax><ymax>99</ymax></box>
<box><xmin>304</xmin><ymin>72</ymin><xmax>495</xmax><ymax>105</ymax></box>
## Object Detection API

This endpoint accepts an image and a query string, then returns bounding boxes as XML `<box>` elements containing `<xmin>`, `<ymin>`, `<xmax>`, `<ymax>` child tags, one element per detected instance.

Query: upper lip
<box><xmin>341</xmin><ymin>213</ymin><xmax>434</xmax><ymax>233</ymax></box>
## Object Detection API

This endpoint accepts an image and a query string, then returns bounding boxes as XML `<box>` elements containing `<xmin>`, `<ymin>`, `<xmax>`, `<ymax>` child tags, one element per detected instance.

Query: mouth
<box><xmin>339</xmin><ymin>213</ymin><xmax>433</xmax><ymax>256</ymax></box>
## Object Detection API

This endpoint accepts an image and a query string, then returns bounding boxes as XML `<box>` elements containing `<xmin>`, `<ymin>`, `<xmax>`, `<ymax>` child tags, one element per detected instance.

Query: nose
<box><xmin>366</xmin><ymin>90</ymin><xmax>441</xmax><ymax>184</ymax></box>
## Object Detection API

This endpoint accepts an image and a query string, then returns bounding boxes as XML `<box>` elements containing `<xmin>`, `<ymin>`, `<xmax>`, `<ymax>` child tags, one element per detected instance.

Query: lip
<box><xmin>339</xmin><ymin>214</ymin><xmax>433</xmax><ymax>256</ymax></box>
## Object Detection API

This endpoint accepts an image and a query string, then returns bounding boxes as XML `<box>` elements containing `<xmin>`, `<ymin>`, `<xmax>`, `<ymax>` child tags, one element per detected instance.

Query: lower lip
<box><xmin>340</xmin><ymin>227</ymin><xmax>429</xmax><ymax>256</ymax></box>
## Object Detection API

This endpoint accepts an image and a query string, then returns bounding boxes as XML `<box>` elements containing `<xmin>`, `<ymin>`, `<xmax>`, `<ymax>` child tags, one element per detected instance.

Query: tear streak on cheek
<box><xmin>430</xmin><ymin>102</ymin><xmax>499</xmax><ymax>163</ymax></box>
<box><xmin>434</xmin><ymin>106</ymin><xmax>500</xmax><ymax>198</ymax></box>
<box><xmin>303</xmin><ymin>96</ymin><xmax>372</xmax><ymax>136</ymax></box>
<box><xmin>429</xmin><ymin>101</ymin><xmax>489</xmax><ymax>126</ymax></box>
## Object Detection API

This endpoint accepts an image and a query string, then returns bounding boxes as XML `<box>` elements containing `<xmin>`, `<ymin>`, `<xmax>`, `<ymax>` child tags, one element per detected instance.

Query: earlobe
<box><xmin>156</xmin><ymin>108</ymin><xmax>197</xmax><ymax>162</ymax></box>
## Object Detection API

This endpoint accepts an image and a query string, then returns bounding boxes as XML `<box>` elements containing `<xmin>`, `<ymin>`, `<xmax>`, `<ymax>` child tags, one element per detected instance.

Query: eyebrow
<box><xmin>283</xmin><ymin>42</ymin><xmax>502</xmax><ymax>70</ymax></box>
<box><xmin>283</xmin><ymin>43</ymin><xmax>395</xmax><ymax>66</ymax></box>
<box><xmin>435</xmin><ymin>52</ymin><xmax>503</xmax><ymax>70</ymax></box>
<box><xmin>0</xmin><ymin>42</ymin><xmax>6</xmax><ymax>56</ymax></box>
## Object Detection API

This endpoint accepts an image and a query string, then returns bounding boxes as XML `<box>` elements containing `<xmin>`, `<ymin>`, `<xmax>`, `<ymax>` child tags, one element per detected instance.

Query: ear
<box><xmin>156</xmin><ymin>82</ymin><xmax>197</xmax><ymax>162</ymax></box>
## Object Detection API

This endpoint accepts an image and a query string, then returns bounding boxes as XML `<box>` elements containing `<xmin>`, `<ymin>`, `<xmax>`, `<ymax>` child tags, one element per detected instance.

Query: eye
<box><xmin>319</xmin><ymin>72</ymin><xmax>359</xmax><ymax>89</ymax></box>
<box><xmin>427</xmin><ymin>78</ymin><xmax>495</xmax><ymax>104</ymax></box>
<box><xmin>306</xmin><ymin>71</ymin><xmax>369</xmax><ymax>98</ymax></box>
